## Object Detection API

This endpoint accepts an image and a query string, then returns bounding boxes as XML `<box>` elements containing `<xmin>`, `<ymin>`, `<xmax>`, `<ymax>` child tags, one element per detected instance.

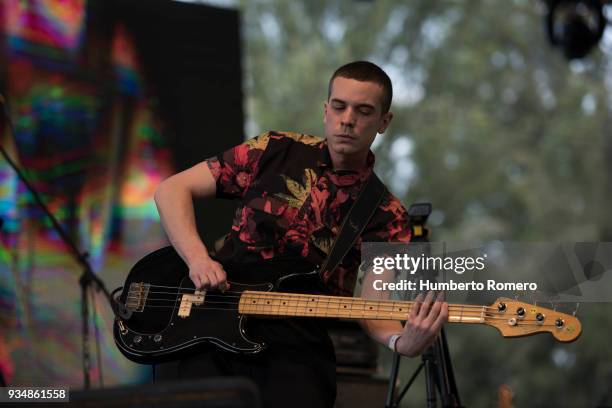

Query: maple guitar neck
<box><xmin>238</xmin><ymin>291</ymin><xmax>582</xmax><ymax>342</ymax></box>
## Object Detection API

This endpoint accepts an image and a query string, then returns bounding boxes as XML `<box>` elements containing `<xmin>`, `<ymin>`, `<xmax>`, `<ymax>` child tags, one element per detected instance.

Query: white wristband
<box><xmin>388</xmin><ymin>333</ymin><xmax>402</xmax><ymax>352</ymax></box>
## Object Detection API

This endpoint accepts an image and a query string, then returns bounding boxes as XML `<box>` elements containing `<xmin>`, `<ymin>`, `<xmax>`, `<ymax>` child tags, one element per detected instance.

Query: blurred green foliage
<box><xmin>234</xmin><ymin>0</ymin><xmax>612</xmax><ymax>406</ymax></box>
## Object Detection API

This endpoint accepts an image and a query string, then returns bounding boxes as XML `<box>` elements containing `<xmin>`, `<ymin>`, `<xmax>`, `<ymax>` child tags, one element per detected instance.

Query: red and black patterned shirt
<box><xmin>206</xmin><ymin>131</ymin><xmax>410</xmax><ymax>296</ymax></box>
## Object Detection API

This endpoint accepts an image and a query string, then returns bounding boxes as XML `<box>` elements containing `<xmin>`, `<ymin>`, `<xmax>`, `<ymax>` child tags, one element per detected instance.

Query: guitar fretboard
<box><xmin>238</xmin><ymin>291</ymin><xmax>486</xmax><ymax>323</ymax></box>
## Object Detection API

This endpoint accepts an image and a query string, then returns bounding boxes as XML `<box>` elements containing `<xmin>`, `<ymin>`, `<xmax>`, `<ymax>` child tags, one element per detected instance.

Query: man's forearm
<box><xmin>153</xmin><ymin>162</ymin><xmax>226</xmax><ymax>290</ymax></box>
<box><xmin>359</xmin><ymin>319</ymin><xmax>403</xmax><ymax>350</ymax></box>
<box><xmin>154</xmin><ymin>178</ymin><xmax>211</xmax><ymax>266</ymax></box>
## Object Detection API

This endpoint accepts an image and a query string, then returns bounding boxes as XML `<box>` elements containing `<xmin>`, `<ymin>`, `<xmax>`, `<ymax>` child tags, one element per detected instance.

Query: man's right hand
<box><xmin>187</xmin><ymin>254</ymin><xmax>229</xmax><ymax>291</ymax></box>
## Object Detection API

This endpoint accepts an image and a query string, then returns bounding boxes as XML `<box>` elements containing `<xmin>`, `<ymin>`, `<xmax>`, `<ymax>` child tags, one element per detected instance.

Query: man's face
<box><xmin>324</xmin><ymin>76</ymin><xmax>393</xmax><ymax>169</ymax></box>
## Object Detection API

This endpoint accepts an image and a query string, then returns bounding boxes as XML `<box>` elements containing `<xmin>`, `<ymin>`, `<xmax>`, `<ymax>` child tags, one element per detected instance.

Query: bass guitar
<box><xmin>113</xmin><ymin>246</ymin><xmax>582</xmax><ymax>364</ymax></box>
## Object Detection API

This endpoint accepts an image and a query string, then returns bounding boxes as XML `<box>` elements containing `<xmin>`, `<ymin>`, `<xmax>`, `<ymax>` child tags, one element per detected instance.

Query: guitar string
<box><xmin>133</xmin><ymin>299</ymin><xmax>565</xmax><ymax>323</ymax></box>
<box><xmin>133</xmin><ymin>283</ymin><xmax>479</xmax><ymax>298</ymax></box>
<box><xmin>132</xmin><ymin>283</ymin><xmax>259</xmax><ymax>294</ymax></box>
<box><xmin>139</xmin><ymin>303</ymin><xmax>497</xmax><ymax>317</ymax></box>
<box><xmin>130</xmin><ymin>286</ymin><xmax>555</xmax><ymax>313</ymax></box>
<box><xmin>127</xmin><ymin>293</ymin><xmax>500</xmax><ymax>313</ymax></box>
<box><xmin>128</xmin><ymin>295</ymin><xmax>558</xmax><ymax>317</ymax></box>
<box><xmin>127</xmin><ymin>286</ymin><xmax>572</xmax><ymax>318</ymax></box>
<box><xmin>130</xmin><ymin>284</ymin><xmax>575</xmax><ymax>316</ymax></box>
<box><xmin>140</xmin><ymin>297</ymin><xmax>503</xmax><ymax>317</ymax></box>
<box><xmin>126</xmin><ymin>290</ymin><xmax>504</xmax><ymax>312</ymax></box>
<box><xmin>133</xmin><ymin>304</ymin><xmax>567</xmax><ymax>327</ymax></box>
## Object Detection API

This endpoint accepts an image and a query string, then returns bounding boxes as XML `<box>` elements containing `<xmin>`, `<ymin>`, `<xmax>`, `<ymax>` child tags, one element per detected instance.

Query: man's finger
<box><xmin>202</xmin><ymin>274</ymin><xmax>214</xmax><ymax>289</ymax></box>
<box><xmin>410</xmin><ymin>293</ymin><xmax>424</xmax><ymax>319</ymax></box>
<box><xmin>193</xmin><ymin>274</ymin><xmax>203</xmax><ymax>290</ymax></box>
<box><xmin>423</xmin><ymin>296</ymin><xmax>443</xmax><ymax>325</ymax></box>
<box><xmin>432</xmin><ymin>302</ymin><xmax>449</xmax><ymax>331</ymax></box>
<box><xmin>206</xmin><ymin>273</ymin><xmax>218</xmax><ymax>289</ymax></box>
<box><xmin>211</xmin><ymin>264</ymin><xmax>228</xmax><ymax>290</ymax></box>
<box><xmin>418</xmin><ymin>291</ymin><xmax>435</xmax><ymax>319</ymax></box>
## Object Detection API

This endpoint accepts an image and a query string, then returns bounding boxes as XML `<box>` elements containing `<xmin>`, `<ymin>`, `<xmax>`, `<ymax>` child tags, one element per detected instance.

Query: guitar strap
<box><xmin>319</xmin><ymin>172</ymin><xmax>386</xmax><ymax>281</ymax></box>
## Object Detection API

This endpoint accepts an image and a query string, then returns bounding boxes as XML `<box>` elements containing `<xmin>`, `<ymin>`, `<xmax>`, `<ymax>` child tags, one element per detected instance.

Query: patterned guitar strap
<box><xmin>319</xmin><ymin>173</ymin><xmax>386</xmax><ymax>283</ymax></box>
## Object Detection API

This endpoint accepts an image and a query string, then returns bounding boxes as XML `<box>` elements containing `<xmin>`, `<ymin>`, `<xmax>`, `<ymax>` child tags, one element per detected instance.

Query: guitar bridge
<box><xmin>126</xmin><ymin>282</ymin><xmax>150</xmax><ymax>312</ymax></box>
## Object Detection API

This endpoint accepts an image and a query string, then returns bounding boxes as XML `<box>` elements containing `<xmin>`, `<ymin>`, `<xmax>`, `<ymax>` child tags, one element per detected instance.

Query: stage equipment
<box><xmin>384</xmin><ymin>202</ymin><xmax>462</xmax><ymax>408</ymax></box>
<box><xmin>545</xmin><ymin>0</ymin><xmax>607</xmax><ymax>59</ymax></box>
<box><xmin>107</xmin><ymin>0</ymin><xmax>245</xmax><ymax>248</ymax></box>
<box><xmin>70</xmin><ymin>377</ymin><xmax>261</xmax><ymax>408</ymax></box>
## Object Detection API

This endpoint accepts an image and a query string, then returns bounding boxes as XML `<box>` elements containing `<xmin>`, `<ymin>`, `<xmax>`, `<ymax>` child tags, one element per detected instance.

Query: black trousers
<box><xmin>175</xmin><ymin>317</ymin><xmax>337</xmax><ymax>408</ymax></box>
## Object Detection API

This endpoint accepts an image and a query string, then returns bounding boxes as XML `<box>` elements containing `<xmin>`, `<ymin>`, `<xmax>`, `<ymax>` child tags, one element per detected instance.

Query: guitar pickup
<box><xmin>178</xmin><ymin>290</ymin><xmax>206</xmax><ymax>318</ymax></box>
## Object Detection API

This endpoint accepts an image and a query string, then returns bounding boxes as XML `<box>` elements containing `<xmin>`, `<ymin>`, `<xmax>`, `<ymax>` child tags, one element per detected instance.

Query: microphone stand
<box><xmin>384</xmin><ymin>203</ymin><xmax>462</xmax><ymax>408</ymax></box>
<box><xmin>0</xmin><ymin>94</ymin><xmax>127</xmax><ymax>389</ymax></box>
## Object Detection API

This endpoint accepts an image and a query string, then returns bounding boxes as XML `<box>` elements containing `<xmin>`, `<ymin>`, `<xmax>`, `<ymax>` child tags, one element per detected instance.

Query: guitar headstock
<box><xmin>485</xmin><ymin>297</ymin><xmax>582</xmax><ymax>342</ymax></box>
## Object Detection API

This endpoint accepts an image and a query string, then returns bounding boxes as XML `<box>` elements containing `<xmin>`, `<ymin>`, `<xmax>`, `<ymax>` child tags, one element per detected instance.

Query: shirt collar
<box><xmin>317</xmin><ymin>139</ymin><xmax>375</xmax><ymax>186</ymax></box>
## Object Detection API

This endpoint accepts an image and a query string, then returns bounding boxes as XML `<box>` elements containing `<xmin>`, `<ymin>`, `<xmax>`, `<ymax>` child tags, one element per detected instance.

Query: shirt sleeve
<box><xmin>205</xmin><ymin>132</ymin><xmax>271</xmax><ymax>199</ymax></box>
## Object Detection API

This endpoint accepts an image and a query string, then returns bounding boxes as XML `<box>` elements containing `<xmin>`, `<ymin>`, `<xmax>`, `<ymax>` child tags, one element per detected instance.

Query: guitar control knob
<box><xmin>555</xmin><ymin>318</ymin><xmax>564</xmax><ymax>328</ymax></box>
<box><xmin>134</xmin><ymin>335</ymin><xmax>142</xmax><ymax>344</ymax></box>
<box><xmin>517</xmin><ymin>307</ymin><xmax>525</xmax><ymax>317</ymax></box>
<box><xmin>497</xmin><ymin>302</ymin><xmax>507</xmax><ymax>312</ymax></box>
<box><xmin>536</xmin><ymin>313</ymin><xmax>544</xmax><ymax>322</ymax></box>
<box><xmin>154</xmin><ymin>334</ymin><xmax>162</xmax><ymax>343</ymax></box>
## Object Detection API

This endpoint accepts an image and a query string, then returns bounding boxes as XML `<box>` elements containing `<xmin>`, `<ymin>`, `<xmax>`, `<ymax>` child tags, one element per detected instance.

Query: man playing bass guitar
<box><xmin>153</xmin><ymin>61</ymin><xmax>448</xmax><ymax>408</ymax></box>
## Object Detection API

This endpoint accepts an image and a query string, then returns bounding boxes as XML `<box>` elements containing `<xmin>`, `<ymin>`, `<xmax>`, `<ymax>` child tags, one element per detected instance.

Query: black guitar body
<box><xmin>113</xmin><ymin>246</ymin><xmax>322</xmax><ymax>364</ymax></box>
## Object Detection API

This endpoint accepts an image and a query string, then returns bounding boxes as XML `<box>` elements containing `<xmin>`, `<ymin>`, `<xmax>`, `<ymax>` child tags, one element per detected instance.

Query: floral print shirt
<box><xmin>206</xmin><ymin>131</ymin><xmax>410</xmax><ymax>296</ymax></box>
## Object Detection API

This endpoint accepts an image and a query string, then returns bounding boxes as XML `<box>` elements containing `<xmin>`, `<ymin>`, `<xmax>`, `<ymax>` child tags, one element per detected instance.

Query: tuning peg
<box><xmin>528</xmin><ymin>293</ymin><xmax>536</xmax><ymax>307</ymax></box>
<box><xmin>573</xmin><ymin>302</ymin><xmax>580</xmax><ymax>317</ymax></box>
<box><xmin>546</xmin><ymin>294</ymin><xmax>560</xmax><ymax>312</ymax></box>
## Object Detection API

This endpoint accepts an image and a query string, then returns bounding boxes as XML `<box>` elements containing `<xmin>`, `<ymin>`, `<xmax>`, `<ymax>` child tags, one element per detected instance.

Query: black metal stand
<box><xmin>0</xmin><ymin>94</ymin><xmax>125</xmax><ymax>389</ymax></box>
<box><xmin>384</xmin><ymin>203</ymin><xmax>462</xmax><ymax>408</ymax></box>
<box><xmin>385</xmin><ymin>329</ymin><xmax>461</xmax><ymax>408</ymax></box>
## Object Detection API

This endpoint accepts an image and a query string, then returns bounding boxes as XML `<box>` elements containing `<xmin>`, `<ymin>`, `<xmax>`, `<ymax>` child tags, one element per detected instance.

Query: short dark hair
<box><xmin>328</xmin><ymin>61</ymin><xmax>393</xmax><ymax>113</ymax></box>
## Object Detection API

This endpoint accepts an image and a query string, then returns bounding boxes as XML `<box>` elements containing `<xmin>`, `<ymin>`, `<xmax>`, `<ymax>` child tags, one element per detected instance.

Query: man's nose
<box><xmin>341</xmin><ymin>108</ymin><xmax>356</xmax><ymax>127</ymax></box>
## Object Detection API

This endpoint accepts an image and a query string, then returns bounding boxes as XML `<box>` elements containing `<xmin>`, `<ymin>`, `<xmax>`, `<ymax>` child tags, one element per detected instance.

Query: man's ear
<box><xmin>378</xmin><ymin>111</ymin><xmax>394</xmax><ymax>133</ymax></box>
<box><xmin>323</xmin><ymin>100</ymin><xmax>329</xmax><ymax>123</ymax></box>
